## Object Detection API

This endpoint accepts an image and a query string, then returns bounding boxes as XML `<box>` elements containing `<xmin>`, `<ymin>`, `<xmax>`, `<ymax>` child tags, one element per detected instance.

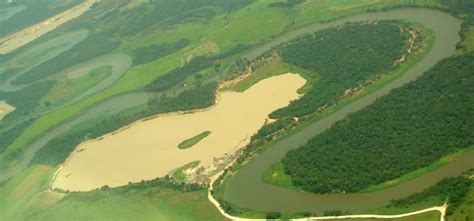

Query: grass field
<box><xmin>262</xmin><ymin>161</ymin><xmax>295</xmax><ymax>190</ymax></box>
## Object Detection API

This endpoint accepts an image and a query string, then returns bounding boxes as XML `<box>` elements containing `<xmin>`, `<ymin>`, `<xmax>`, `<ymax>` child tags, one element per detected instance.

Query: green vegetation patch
<box><xmin>178</xmin><ymin>131</ymin><xmax>211</xmax><ymax>149</ymax></box>
<box><xmin>262</xmin><ymin>161</ymin><xmax>294</xmax><ymax>189</ymax></box>
<box><xmin>282</xmin><ymin>53</ymin><xmax>474</xmax><ymax>194</ymax></box>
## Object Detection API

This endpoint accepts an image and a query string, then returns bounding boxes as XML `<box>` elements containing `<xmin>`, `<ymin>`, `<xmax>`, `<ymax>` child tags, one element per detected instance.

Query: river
<box><xmin>224</xmin><ymin>8</ymin><xmax>471</xmax><ymax>213</ymax></box>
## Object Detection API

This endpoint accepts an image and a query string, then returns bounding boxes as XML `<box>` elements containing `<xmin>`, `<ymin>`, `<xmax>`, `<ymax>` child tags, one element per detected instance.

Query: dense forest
<box><xmin>270</xmin><ymin>20</ymin><xmax>410</xmax><ymax>118</ymax></box>
<box><xmin>32</xmin><ymin>82</ymin><xmax>217</xmax><ymax>166</ymax></box>
<box><xmin>282</xmin><ymin>53</ymin><xmax>474</xmax><ymax>194</ymax></box>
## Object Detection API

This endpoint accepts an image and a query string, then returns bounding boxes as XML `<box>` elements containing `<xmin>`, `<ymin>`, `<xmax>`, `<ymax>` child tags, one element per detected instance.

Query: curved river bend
<box><xmin>224</xmin><ymin>8</ymin><xmax>472</xmax><ymax>213</ymax></box>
